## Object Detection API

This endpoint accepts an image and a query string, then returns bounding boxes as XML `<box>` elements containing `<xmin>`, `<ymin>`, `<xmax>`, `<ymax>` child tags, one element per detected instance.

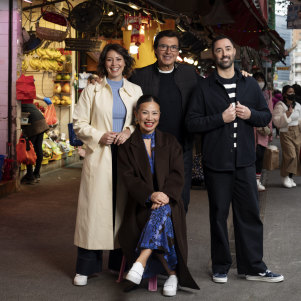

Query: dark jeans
<box><xmin>255</xmin><ymin>144</ymin><xmax>266</xmax><ymax>174</ymax></box>
<box><xmin>26</xmin><ymin>132</ymin><xmax>44</xmax><ymax>177</ymax></box>
<box><xmin>204</xmin><ymin>164</ymin><xmax>267</xmax><ymax>275</ymax></box>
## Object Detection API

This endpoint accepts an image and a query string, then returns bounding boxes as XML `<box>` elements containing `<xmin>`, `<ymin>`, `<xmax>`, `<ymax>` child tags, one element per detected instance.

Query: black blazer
<box><xmin>117</xmin><ymin>128</ymin><xmax>199</xmax><ymax>290</ymax></box>
<box><xmin>129</xmin><ymin>62</ymin><xmax>199</xmax><ymax>151</ymax></box>
<box><xmin>185</xmin><ymin>70</ymin><xmax>272</xmax><ymax>171</ymax></box>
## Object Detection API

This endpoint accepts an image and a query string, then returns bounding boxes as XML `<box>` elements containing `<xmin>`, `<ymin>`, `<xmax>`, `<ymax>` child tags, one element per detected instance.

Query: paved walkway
<box><xmin>0</xmin><ymin>149</ymin><xmax>300</xmax><ymax>300</ymax></box>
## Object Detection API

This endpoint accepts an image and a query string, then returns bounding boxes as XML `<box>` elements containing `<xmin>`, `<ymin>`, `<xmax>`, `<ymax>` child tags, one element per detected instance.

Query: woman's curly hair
<box><xmin>97</xmin><ymin>43</ymin><xmax>135</xmax><ymax>78</ymax></box>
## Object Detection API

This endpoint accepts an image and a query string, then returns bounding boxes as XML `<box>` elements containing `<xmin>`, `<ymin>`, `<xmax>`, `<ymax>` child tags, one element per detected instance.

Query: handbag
<box><xmin>256</xmin><ymin>126</ymin><xmax>271</xmax><ymax>136</ymax></box>
<box><xmin>16</xmin><ymin>137</ymin><xmax>37</xmax><ymax>165</ymax></box>
<box><xmin>263</xmin><ymin>146</ymin><xmax>279</xmax><ymax>171</ymax></box>
<box><xmin>68</xmin><ymin>123</ymin><xmax>83</xmax><ymax>146</ymax></box>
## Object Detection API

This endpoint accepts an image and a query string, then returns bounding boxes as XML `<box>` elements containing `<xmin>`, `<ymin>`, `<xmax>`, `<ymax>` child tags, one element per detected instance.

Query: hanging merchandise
<box><xmin>16</xmin><ymin>75</ymin><xmax>36</xmax><ymax>100</ymax></box>
<box><xmin>16</xmin><ymin>137</ymin><xmax>37</xmax><ymax>165</ymax></box>
<box><xmin>44</xmin><ymin>104</ymin><xmax>58</xmax><ymax>126</ymax></box>
<box><xmin>125</xmin><ymin>14</ymin><xmax>151</xmax><ymax>45</ymax></box>
<box><xmin>69</xmin><ymin>1</ymin><xmax>103</xmax><ymax>32</ymax></box>
<box><xmin>36</xmin><ymin>12</ymin><xmax>70</xmax><ymax>42</ymax></box>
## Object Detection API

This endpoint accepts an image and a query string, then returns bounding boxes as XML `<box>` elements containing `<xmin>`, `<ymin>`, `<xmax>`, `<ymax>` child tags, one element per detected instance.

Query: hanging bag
<box><xmin>16</xmin><ymin>137</ymin><xmax>37</xmax><ymax>165</ymax></box>
<box><xmin>68</xmin><ymin>123</ymin><xmax>83</xmax><ymax>146</ymax></box>
<box><xmin>44</xmin><ymin>104</ymin><xmax>58</xmax><ymax>126</ymax></box>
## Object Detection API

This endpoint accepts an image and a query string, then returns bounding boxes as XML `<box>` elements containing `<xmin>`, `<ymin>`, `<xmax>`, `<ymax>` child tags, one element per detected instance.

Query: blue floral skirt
<box><xmin>136</xmin><ymin>204</ymin><xmax>177</xmax><ymax>278</ymax></box>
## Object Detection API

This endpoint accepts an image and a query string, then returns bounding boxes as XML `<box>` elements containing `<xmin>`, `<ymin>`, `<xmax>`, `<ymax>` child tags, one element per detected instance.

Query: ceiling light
<box><xmin>128</xmin><ymin>3</ymin><xmax>141</xmax><ymax>10</ymax></box>
<box><xmin>129</xmin><ymin>43</ymin><xmax>139</xmax><ymax>54</ymax></box>
<box><xmin>23</xmin><ymin>0</ymin><xmax>32</xmax><ymax>3</ymax></box>
<box><xmin>143</xmin><ymin>9</ymin><xmax>151</xmax><ymax>15</ymax></box>
<box><xmin>194</xmin><ymin>61</ymin><xmax>198</xmax><ymax>66</ymax></box>
<box><xmin>154</xmin><ymin>17</ymin><xmax>165</xmax><ymax>25</ymax></box>
<box><xmin>127</xmin><ymin>24</ymin><xmax>133</xmax><ymax>30</ymax></box>
<box><xmin>108</xmin><ymin>11</ymin><xmax>114</xmax><ymax>16</ymax></box>
<box><xmin>177</xmin><ymin>25</ymin><xmax>186</xmax><ymax>32</ymax></box>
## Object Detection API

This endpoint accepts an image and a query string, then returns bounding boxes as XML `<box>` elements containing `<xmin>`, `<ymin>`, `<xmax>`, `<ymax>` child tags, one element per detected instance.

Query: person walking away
<box><xmin>185</xmin><ymin>35</ymin><xmax>284</xmax><ymax>284</ymax></box>
<box><xmin>253</xmin><ymin>72</ymin><xmax>273</xmax><ymax>191</ymax></box>
<box><xmin>272</xmin><ymin>85</ymin><xmax>301</xmax><ymax>188</ymax></box>
<box><xmin>72</xmin><ymin>43</ymin><xmax>142</xmax><ymax>286</ymax></box>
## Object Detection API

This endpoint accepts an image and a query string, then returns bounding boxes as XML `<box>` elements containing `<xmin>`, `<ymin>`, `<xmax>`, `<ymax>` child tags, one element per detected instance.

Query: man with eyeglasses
<box><xmin>129</xmin><ymin>30</ymin><xmax>199</xmax><ymax>213</ymax></box>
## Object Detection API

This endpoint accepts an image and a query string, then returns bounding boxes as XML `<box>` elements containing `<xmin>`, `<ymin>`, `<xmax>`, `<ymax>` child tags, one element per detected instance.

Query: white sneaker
<box><xmin>73</xmin><ymin>274</ymin><xmax>88</xmax><ymax>286</ymax></box>
<box><xmin>126</xmin><ymin>262</ymin><xmax>144</xmax><ymax>285</ymax></box>
<box><xmin>282</xmin><ymin>176</ymin><xmax>292</xmax><ymax>188</ymax></box>
<box><xmin>256</xmin><ymin>179</ymin><xmax>266</xmax><ymax>191</ymax></box>
<box><xmin>163</xmin><ymin>275</ymin><xmax>178</xmax><ymax>296</ymax></box>
<box><xmin>289</xmin><ymin>178</ymin><xmax>297</xmax><ymax>187</ymax></box>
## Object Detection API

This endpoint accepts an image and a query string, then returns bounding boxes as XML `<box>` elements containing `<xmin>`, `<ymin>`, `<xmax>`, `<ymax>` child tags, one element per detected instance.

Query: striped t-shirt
<box><xmin>217</xmin><ymin>73</ymin><xmax>238</xmax><ymax>148</ymax></box>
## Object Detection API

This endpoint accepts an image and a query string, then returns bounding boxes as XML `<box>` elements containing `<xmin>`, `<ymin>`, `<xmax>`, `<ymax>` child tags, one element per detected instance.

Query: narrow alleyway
<box><xmin>0</xmin><ymin>151</ymin><xmax>300</xmax><ymax>301</ymax></box>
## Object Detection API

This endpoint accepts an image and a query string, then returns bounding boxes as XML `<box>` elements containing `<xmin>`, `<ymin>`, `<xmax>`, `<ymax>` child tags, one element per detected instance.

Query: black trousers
<box><xmin>204</xmin><ymin>164</ymin><xmax>267</xmax><ymax>275</ymax></box>
<box><xmin>75</xmin><ymin>144</ymin><xmax>124</xmax><ymax>275</ymax></box>
<box><xmin>182</xmin><ymin>149</ymin><xmax>193</xmax><ymax>213</ymax></box>
<box><xmin>255</xmin><ymin>144</ymin><xmax>266</xmax><ymax>174</ymax></box>
<box><xmin>27</xmin><ymin>132</ymin><xmax>44</xmax><ymax>177</ymax></box>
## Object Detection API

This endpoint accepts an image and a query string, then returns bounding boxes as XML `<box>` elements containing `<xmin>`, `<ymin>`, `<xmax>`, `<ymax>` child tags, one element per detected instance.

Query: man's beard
<box><xmin>216</xmin><ymin>55</ymin><xmax>234</xmax><ymax>70</ymax></box>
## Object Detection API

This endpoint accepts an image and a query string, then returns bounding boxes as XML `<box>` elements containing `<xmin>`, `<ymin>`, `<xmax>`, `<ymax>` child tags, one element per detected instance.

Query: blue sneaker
<box><xmin>246</xmin><ymin>270</ymin><xmax>284</xmax><ymax>283</ymax></box>
<box><xmin>212</xmin><ymin>273</ymin><xmax>228</xmax><ymax>283</ymax></box>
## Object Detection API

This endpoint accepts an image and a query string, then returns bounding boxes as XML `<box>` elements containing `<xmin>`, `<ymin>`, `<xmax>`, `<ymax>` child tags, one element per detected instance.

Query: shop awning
<box><xmin>211</xmin><ymin>0</ymin><xmax>285</xmax><ymax>60</ymax></box>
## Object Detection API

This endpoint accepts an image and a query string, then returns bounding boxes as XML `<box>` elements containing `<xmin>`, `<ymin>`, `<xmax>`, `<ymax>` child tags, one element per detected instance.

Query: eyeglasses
<box><xmin>157</xmin><ymin>44</ymin><xmax>179</xmax><ymax>52</ymax></box>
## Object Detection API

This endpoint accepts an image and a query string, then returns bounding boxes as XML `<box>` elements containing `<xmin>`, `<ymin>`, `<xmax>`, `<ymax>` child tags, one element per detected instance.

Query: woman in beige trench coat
<box><xmin>272</xmin><ymin>85</ymin><xmax>301</xmax><ymax>188</ymax></box>
<box><xmin>72</xmin><ymin>44</ymin><xmax>142</xmax><ymax>286</ymax></box>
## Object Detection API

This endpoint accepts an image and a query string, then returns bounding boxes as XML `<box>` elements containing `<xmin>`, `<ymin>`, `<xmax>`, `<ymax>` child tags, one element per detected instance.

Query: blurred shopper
<box><xmin>129</xmin><ymin>30</ymin><xmax>199</xmax><ymax>212</ymax></box>
<box><xmin>186</xmin><ymin>36</ymin><xmax>284</xmax><ymax>284</ymax></box>
<box><xmin>272</xmin><ymin>90</ymin><xmax>282</xmax><ymax>138</ymax></box>
<box><xmin>118</xmin><ymin>95</ymin><xmax>199</xmax><ymax>297</ymax></box>
<box><xmin>253</xmin><ymin>72</ymin><xmax>273</xmax><ymax>191</ymax></box>
<box><xmin>272</xmin><ymin>85</ymin><xmax>301</xmax><ymax>188</ymax></box>
<box><xmin>72</xmin><ymin>43</ymin><xmax>142</xmax><ymax>286</ymax></box>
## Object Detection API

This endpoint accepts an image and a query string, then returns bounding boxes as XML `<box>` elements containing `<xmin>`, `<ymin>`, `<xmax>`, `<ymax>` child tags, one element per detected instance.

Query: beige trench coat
<box><xmin>73</xmin><ymin>77</ymin><xmax>142</xmax><ymax>250</ymax></box>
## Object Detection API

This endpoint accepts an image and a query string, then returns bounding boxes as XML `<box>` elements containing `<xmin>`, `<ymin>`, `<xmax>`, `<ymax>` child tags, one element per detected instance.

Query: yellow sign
<box><xmin>276</xmin><ymin>66</ymin><xmax>290</xmax><ymax>70</ymax></box>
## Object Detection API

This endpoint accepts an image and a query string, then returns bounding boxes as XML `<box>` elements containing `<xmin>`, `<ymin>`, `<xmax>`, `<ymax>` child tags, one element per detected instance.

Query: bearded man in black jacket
<box><xmin>186</xmin><ymin>35</ymin><xmax>284</xmax><ymax>284</ymax></box>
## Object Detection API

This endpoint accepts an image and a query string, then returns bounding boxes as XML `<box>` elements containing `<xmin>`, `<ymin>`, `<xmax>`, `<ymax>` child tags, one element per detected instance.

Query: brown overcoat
<box><xmin>117</xmin><ymin>128</ymin><xmax>199</xmax><ymax>290</ymax></box>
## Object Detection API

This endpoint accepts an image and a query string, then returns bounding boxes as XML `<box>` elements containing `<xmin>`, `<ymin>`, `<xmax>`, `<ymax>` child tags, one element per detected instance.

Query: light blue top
<box><xmin>107</xmin><ymin>78</ymin><xmax>126</xmax><ymax>133</ymax></box>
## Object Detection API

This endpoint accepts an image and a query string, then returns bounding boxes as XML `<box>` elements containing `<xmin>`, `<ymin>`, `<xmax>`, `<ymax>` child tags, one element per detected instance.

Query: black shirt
<box><xmin>157</xmin><ymin>70</ymin><xmax>184</xmax><ymax>145</ymax></box>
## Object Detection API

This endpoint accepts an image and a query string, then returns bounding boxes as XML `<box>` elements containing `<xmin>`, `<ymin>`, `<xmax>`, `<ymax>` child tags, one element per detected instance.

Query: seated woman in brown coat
<box><xmin>117</xmin><ymin>95</ymin><xmax>199</xmax><ymax>297</ymax></box>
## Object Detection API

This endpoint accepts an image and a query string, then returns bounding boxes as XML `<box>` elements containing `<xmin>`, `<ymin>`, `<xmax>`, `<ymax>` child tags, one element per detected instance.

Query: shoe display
<box><xmin>73</xmin><ymin>274</ymin><xmax>88</xmax><ymax>286</ymax></box>
<box><xmin>125</xmin><ymin>262</ymin><xmax>144</xmax><ymax>285</ymax></box>
<box><xmin>289</xmin><ymin>178</ymin><xmax>296</xmax><ymax>187</ymax></box>
<box><xmin>163</xmin><ymin>275</ymin><xmax>178</xmax><ymax>297</ymax></box>
<box><xmin>256</xmin><ymin>179</ymin><xmax>266</xmax><ymax>191</ymax></box>
<box><xmin>246</xmin><ymin>270</ymin><xmax>284</xmax><ymax>283</ymax></box>
<box><xmin>282</xmin><ymin>176</ymin><xmax>292</xmax><ymax>188</ymax></box>
<box><xmin>212</xmin><ymin>273</ymin><xmax>228</xmax><ymax>283</ymax></box>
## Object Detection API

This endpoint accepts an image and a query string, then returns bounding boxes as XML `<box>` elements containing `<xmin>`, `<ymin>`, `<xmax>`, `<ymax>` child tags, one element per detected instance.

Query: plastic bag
<box><xmin>44</xmin><ymin>104</ymin><xmax>58</xmax><ymax>126</ymax></box>
<box><xmin>16</xmin><ymin>137</ymin><xmax>37</xmax><ymax>165</ymax></box>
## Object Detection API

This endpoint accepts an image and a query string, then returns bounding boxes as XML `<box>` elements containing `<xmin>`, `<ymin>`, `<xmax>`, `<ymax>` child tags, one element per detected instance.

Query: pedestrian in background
<box><xmin>253</xmin><ymin>72</ymin><xmax>273</xmax><ymax>191</ymax></box>
<box><xmin>186</xmin><ymin>35</ymin><xmax>284</xmax><ymax>284</ymax></box>
<box><xmin>272</xmin><ymin>85</ymin><xmax>301</xmax><ymax>188</ymax></box>
<box><xmin>72</xmin><ymin>43</ymin><xmax>142</xmax><ymax>286</ymax></box>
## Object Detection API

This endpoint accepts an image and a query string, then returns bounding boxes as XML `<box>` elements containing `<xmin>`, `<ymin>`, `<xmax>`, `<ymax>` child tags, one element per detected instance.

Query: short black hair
<box><xmin>282</xmin><ymin>85</ymin><xmax>294</xmax><ymax>95</ymax></box>
<box><xmin>153</xmin><ymin>30</ymin><xmax>181</xmax><ymax>50</ymax></box>
<box><xmin>253</xmin><ymin>72</ymin><xmax>267</xmax><ymax>90</ymax></box>
<box><xmin>211</xmin><ymin>35</ymin><xmax>235</xmax><ymax>53</ymax></box>
<box><xmin>135</xmin><ymin>95</ymin><xmax>160</xmax><ymax>111</ymax></box>
<box><xmin>97</xmin><ymin>43</ymin><xmax>135</xmax><ymax>78</ymax></box>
